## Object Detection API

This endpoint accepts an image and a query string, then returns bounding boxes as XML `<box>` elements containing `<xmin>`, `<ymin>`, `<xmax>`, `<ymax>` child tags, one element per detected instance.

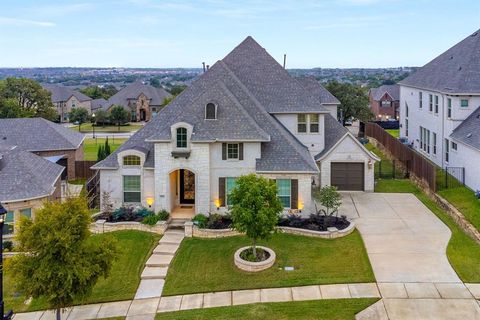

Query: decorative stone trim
<box><xmin>277</xmin><ymin>222</ymin><xmax>355</xmax><ymax>239</ymax></box>
<box><xmin>191</xmin><ymin>225</ymin><xmax>241</xmax><ymax>238</ymax></box>
<box><xmin>190</xmin><ymin>222</ymin><xmax>355</xmax><ymax>239</ymax></box>
<box><xmin>234</xmin><ymin>246</ymin><xmax>276</xmax><ymax>272</ymax></box>
<box><xmin>90</xmin><ymin>219</ymin><xmax>168</xmax><ymax>234</ymax></box>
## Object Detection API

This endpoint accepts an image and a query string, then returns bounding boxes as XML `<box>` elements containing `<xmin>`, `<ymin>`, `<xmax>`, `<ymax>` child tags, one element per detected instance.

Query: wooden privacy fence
<box><xmin>366</xmin><ymin>123</ymin><xmax>437</xmax><ymax>191</ymax></box>
<box><xmin>75</xmin><ymin>160</ymin><xmax>97</xmax><ymax>180</ymax></box>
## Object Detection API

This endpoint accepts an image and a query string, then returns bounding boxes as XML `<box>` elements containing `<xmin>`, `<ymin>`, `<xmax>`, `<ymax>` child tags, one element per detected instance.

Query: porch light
<box><xmin>214</xmin><ymin>199</ymin><xmax>221</xmax><ymax>210</ymax></box>
<box><xmin>146</xmin><ymin>197</ymin><xmax>154</xmax><ymax>208</ymax></box>
<box><xmin>298</xmin><ymin>201</ymin><xmax>304</xmax><ymax>213</ymax></box>
<box><xmin>368</xmin><ymin>159</ymin><xmax>373</xmax><ymax>169</ymax></box>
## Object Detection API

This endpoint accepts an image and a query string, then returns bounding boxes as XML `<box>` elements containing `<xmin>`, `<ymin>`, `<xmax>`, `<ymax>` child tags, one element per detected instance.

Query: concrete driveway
<box><xmin>341</xmin><ymin>192</ymin><xmax>460</xmax><ymax>283</ymax></box>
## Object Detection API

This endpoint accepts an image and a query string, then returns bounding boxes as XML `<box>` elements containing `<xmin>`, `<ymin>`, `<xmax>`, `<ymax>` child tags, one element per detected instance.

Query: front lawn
<box><xmin>83</xmin><ymin>137</ymin><xmax>127</xmax><ymax>161</ymax></box>
<box><xmin>375</xmin><ymin>179</ymin><xmax>480</xmax><ymax>282</ymax></box>
<box><xmin>437</xmin><ymin>186</ymin><xmax>480</xmax><ymax>233</ymax></box>
<box><xmin>163</xmin><ymin>232</ymin><xmax>374</xmax><ymax>296</ymax></box>
<box><xmin>6</xmin><ymin>230</ymin><xmax>160</xmax><ymax>313</ymax></box>
<box><xmin>155</xmin><ymin>298</ymin><xmax>378</xmax><ymax>320</ymax></box>
<box><xmin>72</xmin><ymin>123</ymin><xmax>143</xmax><ymax>133</ymax></box>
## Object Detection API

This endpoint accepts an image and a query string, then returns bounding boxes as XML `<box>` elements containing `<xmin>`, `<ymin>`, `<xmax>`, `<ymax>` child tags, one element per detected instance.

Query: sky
<box><xmin>0</xmin><ymin>0</ymin><xmax>479</xmax><ymax>68</ymax></box>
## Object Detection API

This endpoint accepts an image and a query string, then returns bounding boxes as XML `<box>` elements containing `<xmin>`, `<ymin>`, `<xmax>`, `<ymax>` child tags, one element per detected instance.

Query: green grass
<box><xmin>83</xmin><ymin>137</ymin><xmax>127</xmax><ymax>161</ymax></box>
<box><xmin>437</xmin><ymin>187</ymin><xmax>480</xmax><ymax>233</ymax></box>
<box><xmin>365</xmin><ymin>143</ymin><xmax>405</xmax><ymax>179</ymax></box>
<box><xmin>375</xmin><ymin>179</ymin><xmax>480</xmax><ymax>282</ymax></box>
<box><xmin>72</xmin><ymin>123</ymin><xmax>143</xmax><ymax>133</ymax></box>
<box><xmin>163</xmin><ymin>232</ymin><xmax>374</xmax><ymax>296</ymax></box>
<box><xmin>155</xmin><ymin>299</ymin><xmax>379</xmax><ymax>320</ymax></box>
<box><xmin>386</xmin><ymin>129</ymin><xmax>399</xmax><ymax>138</ymax></box>
<box><xmin>5</xmin><ymin>230</ymin><xmax>160</xmax><ymax>313</ymax></box>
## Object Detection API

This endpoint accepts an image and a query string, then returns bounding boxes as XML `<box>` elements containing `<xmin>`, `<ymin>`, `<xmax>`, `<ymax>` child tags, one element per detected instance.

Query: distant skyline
<box><xmin>1</xmin><ymin>0</ymin><xmax>479</xmax><ymax>68</ymax></box>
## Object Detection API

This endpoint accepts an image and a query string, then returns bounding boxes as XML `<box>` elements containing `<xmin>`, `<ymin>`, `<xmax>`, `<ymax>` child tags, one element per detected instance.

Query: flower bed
<box><xmin>95</xmin><ymin>206</ymin><xmax>169</xmax><ymax>225</ymax></box>
<box><xmin>192</xmin><ymin>213</ymin><xmax>232</xmax><ymax>229</ymax></box>
<box><xmin>278</xmin><ymin>213</ymin><xmax>350</xmax><ymax>231</ymax></box>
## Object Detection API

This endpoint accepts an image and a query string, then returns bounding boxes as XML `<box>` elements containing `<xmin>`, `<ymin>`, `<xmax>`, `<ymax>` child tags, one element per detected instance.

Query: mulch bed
<box><xmin>278</xmin><ymin>213</ymin><xmax>350</xmax><ymax>231</ymax></box>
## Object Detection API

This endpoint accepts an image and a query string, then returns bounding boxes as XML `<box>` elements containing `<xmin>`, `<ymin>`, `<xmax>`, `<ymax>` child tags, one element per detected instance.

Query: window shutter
<box><xmin>239</xmin><ymin>143</ymin><xmax>244</xmax><ymax>160</ymax></box>
<box><xmin>219</xmin><ymin>177</ymin><xmax>226</xmax><ymax>207</ymax></box>
<box><xmin>291</xmin><ymin>179</ymin><xmax>298</xmax><ymax>209</ymax></box>
<box><xmin>222</xmin><ymin>143</ymin><xmax>227</xmax><ymax>160</ymax></box>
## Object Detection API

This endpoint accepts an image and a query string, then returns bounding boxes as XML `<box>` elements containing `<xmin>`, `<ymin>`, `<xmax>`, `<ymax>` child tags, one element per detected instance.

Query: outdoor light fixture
<box><xmin>368</xmin><ymin>159</ymin><xmax>373</xmax><ymax>169</ymax></box>
<box><xmin>0</xmin><ymin>203</ymin><xmax>13</xmax><ymax>320</ymax></box>
<box><xmin>146</xmin><ymin>197</ymin><xmax>154</xmax><ymax>208</ymax></box>
<box><xmin>214</xmin><ymin>199</ymin><xmax>221</xmax><ymax>210</ymax></box>
<box><xmin>91</xmin><ymin>113</ymin><xmax>96</xmax><ymax>139</ymax></box>
<box><xmin>298</xmin><ymin>201</ymin><xmax>304</xmax><ymax>213</ymax></box>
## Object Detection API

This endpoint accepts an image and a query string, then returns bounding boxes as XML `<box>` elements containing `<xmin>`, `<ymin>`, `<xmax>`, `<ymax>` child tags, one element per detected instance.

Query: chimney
<box><xmin>206</xmin><ymin>65</ymin><xmax>210</xmax><ymax>70</ymax></box>
<box><xmin>283</xmin><ymin>54</ymin><xmax>287</xmax><ymax>69</ymax></box>
<box><xmin>202</xmin><ymin>62</ymin><xmax>206</xmax><ymax>73</ymax></box>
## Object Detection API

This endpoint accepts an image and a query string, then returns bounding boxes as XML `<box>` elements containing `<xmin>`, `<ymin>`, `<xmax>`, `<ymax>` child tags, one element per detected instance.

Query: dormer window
<box><xmin>176</xmin><ymin>127</ymin><xmax>187</xmax><ymax>148</ymax></box>
<box><xmin>123</xmin><ymin>155</ymin><xmax>141</xmax><ymax>166</ymax></box>
<box><xmin>205</xmin><ymin>103</ymin><xmax>217</xmax><ymax>120</ymax></box>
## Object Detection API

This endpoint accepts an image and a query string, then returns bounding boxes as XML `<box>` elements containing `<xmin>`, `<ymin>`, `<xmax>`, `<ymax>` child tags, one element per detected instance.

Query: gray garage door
<box><xmin>331</xmin><ymin>162</ymin><xmax>364</xmax><ymax>191</ymax></box>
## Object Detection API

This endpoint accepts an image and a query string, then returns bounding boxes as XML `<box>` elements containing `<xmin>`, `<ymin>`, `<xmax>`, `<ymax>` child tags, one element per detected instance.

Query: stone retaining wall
<box><xmin>90</xmin><ymin>220</ymin><xmax>168</xmax><ymax>235</ymax></box>
<box><xmin>187</xmin><ymin>222</ymin><xmax>355</xmax><ymax>239</ymax></box>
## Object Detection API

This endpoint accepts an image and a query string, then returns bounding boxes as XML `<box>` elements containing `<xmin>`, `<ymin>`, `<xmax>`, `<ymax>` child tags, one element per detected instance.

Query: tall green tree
<box><xmin>0</xmin><ymin>77</ymin><xmax>57</xmax><ymax>120</ymax></box>
<box><xmin>80</xmin><ymin>85</ymin><xmax>118</xmax><ymax>100</ymax></box>
<box><xmin>94</xmin><ymin>109</ymin><xmax>109</xmax><ymax>127</ymax></box>
<box><xmin>69</xmin><ymin>108</ymin><xmax>89</xmax><ymax>131</ymax></box>
<box><xmin>9</xmin><ymin>198</ymin><xmax>117</xmax><ymax>320</ymax></box>
<box><xmin>104</xmin><ymin>137</ymin><xmax>111</xmax><ymax>156</ymax></box>
<box><xmin>325</xmin><ymin>81</ymin><xmax>373</xmax><ymax>124</ymax></box>
<box><xmin>109</xmin><ymin>105</ymin><xmax>130</xmax><ymax>131</ymax></box>
<box><xmin>229</xmin><ymin>174</ymin><xmax>283</xmax><ymax>258</ymax></box>
<box><xmin>0</xmin><ymin>97</ymin><xmax>32</xmax><ymax>118</ymax></box>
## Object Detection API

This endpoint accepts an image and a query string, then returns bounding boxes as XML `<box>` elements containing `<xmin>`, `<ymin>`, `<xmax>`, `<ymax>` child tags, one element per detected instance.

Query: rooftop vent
<box><xmin>467</xmin><ymin>133</ymin><xmax>473</xmax><ymax>138</ymax></box>
<box><xmin>471</xmin><ymin>32</ymin><xmax>478</xmax><ymax>37</ymax></box>
<box><xmin>458</xmin><ymin>66</ymin><xmax>462</xmax><ymax>71</ymax></box>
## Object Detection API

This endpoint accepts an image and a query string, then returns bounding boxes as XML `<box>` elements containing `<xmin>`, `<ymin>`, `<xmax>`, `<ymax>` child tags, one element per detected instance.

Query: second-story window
<box><xmin>227</xmin><ymin>143</ymin><xmax>239</xmax><ymax>159</ymax></box>
<box><xmin>309</xmin><ymin>114</ymin><xmax>319</xmax><ymax>133</ymax></box>
<box><xmin>419</xmin><ymin>92</ymin><xmax>423</xmax><ymax>108</ymax></box>
<box><xmin>297</xmin><ymin>114</ymin><xmax>307</xmax><ymax>133</ymax></box>
<box><xmin>123</xmin><ymin>155</ymin><xmax>141</xmax><ymax>166</ymax></box>
<box><xmin>447</xmin><ymin>98</ymin><xmax>452</xmax><ymax>118</ymax></box>
<box><xmin>461</xmin><ymin>99</ymin><xmax>469</xmax><ymax>108</ymax></box>
<box><xmin>429</xmin><ymin>94</ymin><xmax>433</xmax><ymax>112</ymax></box>
<box><xmin>176</xmin><ymin>127</ymin><xmax>187</xmax><ymax>148</ymax></box>
<box><xmin>434</xmin><ymin>95</ymin><xmax>439</xmax><ymax>114</ymax></box>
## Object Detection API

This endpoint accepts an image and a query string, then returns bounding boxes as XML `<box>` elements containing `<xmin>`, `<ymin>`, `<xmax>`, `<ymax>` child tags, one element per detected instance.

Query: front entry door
<box><xmin>179</xmin><ymin>169</ymin><xmax>195</xmax><ymax>204</ymax></box>
<box><xmin>140</xmin><ymin>109</ymin><xmax>146</xmax><ymax>121</ymax></box>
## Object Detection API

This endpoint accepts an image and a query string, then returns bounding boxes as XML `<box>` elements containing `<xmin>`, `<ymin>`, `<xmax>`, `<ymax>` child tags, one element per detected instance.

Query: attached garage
<box><xmin>331</xmin><ymin>162</ymin><xmax>364</xmax><ymax>191</ymax></box>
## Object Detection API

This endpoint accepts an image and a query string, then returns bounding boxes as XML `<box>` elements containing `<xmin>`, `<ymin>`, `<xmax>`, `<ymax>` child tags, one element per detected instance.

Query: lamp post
<box><xmin>0</xmin><ymin>204</ymin><xmax>13</xmax><ymax>320</ymax></box>
<box><xmin>91</xmin><ymin>113</ymin><xmax>96</xmax><ymax>139</ymax></box>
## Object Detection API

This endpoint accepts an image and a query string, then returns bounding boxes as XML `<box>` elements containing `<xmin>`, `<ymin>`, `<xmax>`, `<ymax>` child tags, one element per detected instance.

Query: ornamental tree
<box><xmin>69</xmin><ymin>107</ymin><xmax>89</xmax><ymax>131</ymax></box>
<box><xmin>8</xmin><ymin>198</ymin><xmax>118</xmax><ymax>320</ymax></box>
<box><xmin>316</xmin><ymin>186</ymin><xmax>342</xmax><ymax>216</ymax></box>
<box><xmin>109</xmin><ymin>105</ymin><xmax>130</xmax><ymax>131</ymax></box>
<box><xmin>229</xmin><ymin>174</ymin><xmax>283</xmax><ymax>258</ymax></box>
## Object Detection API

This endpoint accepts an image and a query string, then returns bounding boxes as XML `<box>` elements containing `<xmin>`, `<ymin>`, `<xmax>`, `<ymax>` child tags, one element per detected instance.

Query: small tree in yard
<box><xmin>229</xmin><ymin>174</ymin><xmax>283</xmax><ymax>258</ymax></box>
<box><xmin>8</xmin><ymin>198</ymin><xmax>118</xmax><ymax>320</ymax></box>
<box><xmin>69</xmin><ymin>108</ymin><xmax>89</xmax><ymax>131</ymax></box>
<box><xmin>101</xmin><ymin>191</ymin><xmax>114</xmax><ymax>220</ymax></box>
<box><xmin>316</xmin><ymin>186</ymin><xmax>342</xmax><ymax>217</ymax></box>
<box><xmin>109</xmin><ymin>105</ymin><xmax>130</xmax><ymax>131</ymax></box>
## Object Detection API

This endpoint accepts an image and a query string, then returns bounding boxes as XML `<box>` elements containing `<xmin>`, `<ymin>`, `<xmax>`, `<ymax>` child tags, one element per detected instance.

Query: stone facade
<box><xmin>55</xmin><ymin>96</ymin><xmax>92</xmax><ymax>123</ymax></box>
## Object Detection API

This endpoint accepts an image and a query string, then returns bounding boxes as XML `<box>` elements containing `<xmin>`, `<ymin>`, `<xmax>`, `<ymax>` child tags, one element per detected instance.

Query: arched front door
<box><xmin>179</xmin><ymin>169</ymin><xmax>195</xmax><ymax>204</ymax></box>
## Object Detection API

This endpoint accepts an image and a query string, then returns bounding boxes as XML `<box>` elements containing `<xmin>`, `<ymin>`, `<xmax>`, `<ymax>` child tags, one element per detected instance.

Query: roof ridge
<box><xmin>218</xmin><ymin>60</ymin><xmax>316</xmax><ymax>171</ymax></box>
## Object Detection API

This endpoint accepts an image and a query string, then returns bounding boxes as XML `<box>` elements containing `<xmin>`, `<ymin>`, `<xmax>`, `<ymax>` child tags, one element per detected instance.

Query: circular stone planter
<box><xmin>234</xmin><ymin>246</ymin><xmax>276</xmax><ymax>272</ymax></box>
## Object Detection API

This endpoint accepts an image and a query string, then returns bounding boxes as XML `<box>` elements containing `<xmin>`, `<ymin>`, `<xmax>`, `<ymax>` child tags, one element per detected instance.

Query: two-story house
<box><xmin>399</xmin><ymin>29</ymin><xmax>480</xmax><ymax>191</ymax></box>
<box><xmin>369</xmin><ymin>84</ymin><xmax>400</xmax><ymax>121</ymax></box>
<box><xmin>92</xmin><ymin>37</ymin><xmax>378</xmax><ymax>218</ymax></box>
<box><xmin>101</xmin><ymin>82</ymin><xmax>172</xmax><ymax>122</ymax></box>
<box><xmin>42</xmin><ymin>84</ymin><xmax>92</xmax><ymax>122</ymax></box>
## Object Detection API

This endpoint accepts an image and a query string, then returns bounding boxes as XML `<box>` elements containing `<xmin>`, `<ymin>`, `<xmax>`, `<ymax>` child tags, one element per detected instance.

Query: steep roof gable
<box><xmin>106</xmin><ymin>82</ymin><xmax>172</xmax><ymax>108</ymax></box>
<box><xmin>222</xmin><ymin>37</ymin><xmax>330</xmax><ymax>113</ymax></box>
<box><xmin>450</xmin><ymin>106</ymin><xmax>480</xmax><ymax>151</ymax></box>
<box><xmin>370</xmin><ymin>84</ymin><xmax>400</xmax><ymax>101</ymax></box>
<box><xmin>42</xmin><ymin>84</ymin><xmax>91</xmax><ymax>103</ymax></box>
<box><xmin>400</xmin><ymin>29</ymin><xmax>480</xmax><ymax>93</ymax></box>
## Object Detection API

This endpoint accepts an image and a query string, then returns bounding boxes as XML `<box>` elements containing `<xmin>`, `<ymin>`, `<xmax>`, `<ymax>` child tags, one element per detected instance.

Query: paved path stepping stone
<box><xmin>141</xmin><ymin>266</ymin><xmax>168</xmax><ymax>279</ymax></box>
<box><xmin>159</xmin><ymin>233</ymin><xmax>184</xmax><ymax>245</ymax></box>
<box><xmin>146</xmin><ymin>254</ymin><xmax>173</xmax><ymax>267</ymax></box>
<box><xmin>153</xmin><ymin>243</ymin><xmax>180</xmax><ymax>254</ymax></box>
<box><xmin>134</xmin><ymin>280</ymin><xmax>165</xmax><ymax>300</ymax></box>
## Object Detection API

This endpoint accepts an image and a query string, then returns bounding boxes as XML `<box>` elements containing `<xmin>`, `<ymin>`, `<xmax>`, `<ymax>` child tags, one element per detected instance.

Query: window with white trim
<box><xmin>176</xmin><ymin>127</ymin><xmax>187</xmax><ymax>148</ymax></box>
<box><xmin>429</xmin><ymin>94</ymin><xmax>433</xmax><ymax>112</ymax></box>
<box><xmin>297</xmin><ymin>114</ymin><xmax>307</xmax><ymax>133</ymax></box>
<box><xmin>447</xmin><ymin>98</ymin><xmax>452</xmax><ymax>118</ymax></box>
<box><xmin>433</xmin><ymin>132</ymin><xmax>437</xmax><ymax>155</ymax></box>
<box><xmin>226</xmin><ymin>177</ymin><xmax>237</xmax><ymax>206</ymax></box>
<box><xmin>461</xmin><ymin>99</ymin><xmax>469</xmax><ymax>108</ymax></box>
<box><xmin>123</xmin><ymin>175</ymin><xmax>141</xmax><ymax>203</ymax></box>
<box><xmin>297</xmin><ymin>114</ymin><xmax>320</xmax><ymax>134</ymax></box>
<box><xmin>3</xmin><ymin>211</ymin><xmax>14</xmax><ymax>235</ymax></box>
<box><xmin>451</xmin><ymin>141</ymin><xmax>457</xmax><ymax>151</ymax></box>
<box><xmin>445</xmin><ymin>139</ymin><xmax>450</xmax><ymax>163</ymax></box>
<box><xmin>123</xmin><ymin>155</ymin><xmax>141</xmax><ymax>166</ymax></box>
<box><xmin>309</xmin><ymin>114</ymin><xmax>319</xmax><ymax>133</ymax></box>
<box><xmin>434</xmin><ymin>95</ymin><xmax>439</xmax><ymax>114</ymax></box>
<box><xmin>20</xmin><ymin>208</ymin><xmax>32</xmax><ymax>219</ymax></box>
<box><xmin>419</xmin><ymin>92</ymin><xmax>423</xmax><ymax>108</ymax></box>
<box><xmin>227</xmin><ymin>143</ymin><xmax>239</xmax><ymax>159</ymax></box>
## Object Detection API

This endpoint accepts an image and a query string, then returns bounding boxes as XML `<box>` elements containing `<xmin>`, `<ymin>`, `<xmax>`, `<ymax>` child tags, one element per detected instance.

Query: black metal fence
<box><xmin>375</xmin><ymin>160</ymin><xmax>409</xmax><ymax>180</ymax></box>
<box><xmin>437</xmin><ymin>167</ymin><xmax>465</xmax><ymax>190</ymax></box>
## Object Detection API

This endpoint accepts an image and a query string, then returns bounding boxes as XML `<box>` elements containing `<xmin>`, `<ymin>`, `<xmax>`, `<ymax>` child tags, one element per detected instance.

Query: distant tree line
<box><xmin>79</xmin><ymin>85</ymin><xmax>118</xmax><ymax>100</ymax></box>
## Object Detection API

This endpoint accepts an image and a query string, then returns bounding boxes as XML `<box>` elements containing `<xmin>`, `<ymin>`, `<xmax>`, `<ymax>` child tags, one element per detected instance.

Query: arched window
<box><xmin>205</xmin><ymin>103</ymin><xmax>216</xmax><ymax>120</ymax></box>
<box><xmin>176</xmin><ymin>127</ymin><xmax>187</xmax><ymax>148</ymax></box>
<box><xmin>123</xmin><ymin>155</ymin><xmax>141</xmax><ymax>166</ymax></box>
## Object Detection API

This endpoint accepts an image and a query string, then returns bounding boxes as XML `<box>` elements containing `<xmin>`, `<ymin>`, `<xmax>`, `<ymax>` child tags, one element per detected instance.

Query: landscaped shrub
<box><xmin>278</xmin><ymin>212</ymin><xmax>350</xmax><ymax>231</ymax></box>
<box><xmin>142</xmin><ymin>214</ymin><xmax>161</xmax><ymax>226</ymax></box>
<box><xmin>3</xmin><ymin>240</ymin><xmax>13</xmax><ymax>252</ymax></box>
<box><xmin>193</xmin><ymin>214</ymin><xmax>208</xmax><ymax>228</ymax></box>
<box><xmin>110</xmin><ymin>206</ymin><xmax>140</xmax><ymax>222</ymax></box>
<box><xmin>157</xmin><ymin>210</ymin><xmax>170</xmax><ymax>221</ymax></box>
<box><xmin>136</xmin><ymin>207</ymin><xmax>154</xmax><ymax>218</ymax></box>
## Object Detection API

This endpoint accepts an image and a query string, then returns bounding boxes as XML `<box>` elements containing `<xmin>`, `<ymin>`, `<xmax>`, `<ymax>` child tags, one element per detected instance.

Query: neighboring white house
<box><xmin>399</xmin><ymin>29</ymin><xmax>480</xmax><ymax>191</ymax></box>
<box><xmin>92</xmin><ymin>37</ymin><xmax>378</xmax><ymax>218</ymax></box>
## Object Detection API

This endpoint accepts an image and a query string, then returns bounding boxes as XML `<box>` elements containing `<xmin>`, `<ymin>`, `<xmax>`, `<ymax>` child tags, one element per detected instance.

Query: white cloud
<box><xmin>0</xmin><ymin>17</ymin><xmax>55</xmax><ymax>27</ymax></box>
<box><xmin>31</xmin><ymin>3</ymin><xmax>94</xmax><ymax>16</ymax></box>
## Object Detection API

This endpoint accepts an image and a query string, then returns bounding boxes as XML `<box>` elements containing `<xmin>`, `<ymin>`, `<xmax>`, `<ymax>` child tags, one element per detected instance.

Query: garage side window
<box><xmin>123</xmin><ymin>155</ymin><xmax>141</xmax><ymax>166</ymax></box>
<box><xmin>123</xmin><ymin>175</ymin><xmax>141</xmax><ymax>203</ymax></box>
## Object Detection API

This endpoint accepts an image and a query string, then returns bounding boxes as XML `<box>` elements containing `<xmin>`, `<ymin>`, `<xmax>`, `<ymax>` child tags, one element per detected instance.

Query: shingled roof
<box><xmin>0</xmin><ymin>118</ymin><xmax>84</xmax><ymax>152</ymax></box>
<box><xmin>450</xmin><ymin>106</ymin><xmax>480</xmax><ymax>151</ymax></box>
<box><xmin>42</xmin><ymin>84</ymin><xmax>92</xmax><ymax>103</ymax></box>
<box><xmin>369</xmin><ymin>84</ymin><xmax>400</xmax><ymax>101</ymax></box>
<box><xmin>103</xmin><ymin>82</ymin><xmax>172</xmax><ymax>110</ymax></box>
<box><xmin>93</xmin><ymin>37</ymin><xmax>345</xmax><ymax>172</ymax></box>
<box><xmin>0</xmin><ymin>143</ymin><xmax>64</xmax><ymax>202</ymax></box>
<box><xmin>297</xmin><ymin>77</ymin><xmax>341</xmax><ymax>105</ymax></box>
<box><xmin>399</xmin><ymin>29</ymin><xmax>480</xmax><ymax>93</ymax></box>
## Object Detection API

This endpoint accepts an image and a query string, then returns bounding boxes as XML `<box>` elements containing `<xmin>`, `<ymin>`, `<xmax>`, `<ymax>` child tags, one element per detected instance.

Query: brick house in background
<box><xmin>42</xmin><ymin>83</ymin><xmax>93</xmax><ymax>122</ymax></box>
<box><xmin>0</xmin><ymin>118</ymin><xmax>85</xmax><ymax>180</ymax></box>
<box><xmin>369</xmin><ymin>84</ymin><xmax>400</xmax><ymax>121</ymax></box>
<box><xmin>101</xmin><ymin>82</ymin><xmax>172</xmax><ymax>122</ymax></box>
